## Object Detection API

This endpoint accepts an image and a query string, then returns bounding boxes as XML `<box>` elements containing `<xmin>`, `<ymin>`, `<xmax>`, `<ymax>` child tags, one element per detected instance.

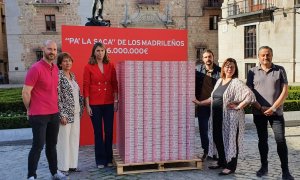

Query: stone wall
<box><xmin>6</xmin><ymin>0</ymin><xmax>221</xmax><ymax>83</ymax></box>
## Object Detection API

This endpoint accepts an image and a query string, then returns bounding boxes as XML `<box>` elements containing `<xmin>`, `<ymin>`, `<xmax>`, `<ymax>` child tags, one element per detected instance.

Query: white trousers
<box><xmin>57</xmin><ymin>113</ymin><xmax>80</xmax><ymax>171</ymax></box>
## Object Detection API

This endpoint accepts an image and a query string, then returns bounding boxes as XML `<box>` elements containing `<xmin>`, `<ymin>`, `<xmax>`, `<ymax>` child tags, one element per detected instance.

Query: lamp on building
<box><xmin>283</xmin><ymin>12</ymin><xmax>287</xmax><ymax>17</ymax></box>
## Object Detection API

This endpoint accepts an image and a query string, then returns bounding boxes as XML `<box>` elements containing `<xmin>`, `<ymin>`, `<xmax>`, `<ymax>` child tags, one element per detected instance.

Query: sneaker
<box><xmin>52</xmin><ymin>170</ymin><xmax>67</xmax><ymax>180</ymax></box>
<box><xmin>256</xmin><ymin>167</ymin><xmax>268</xmax><ymax>177</ymax></box>
<box><xmin>97</xmin><ymin>165</ymin><xmax>105</xmax><ymax>169</ymax></box>
<box><xmin>282</xmin><ymin>172</ymin><xmax>294</xmax><ymax>180</ymax></box>
<box><xmin>28</xmin><ymin>177</ymin><xmax>35</xmax><ymax>180</ymax></box>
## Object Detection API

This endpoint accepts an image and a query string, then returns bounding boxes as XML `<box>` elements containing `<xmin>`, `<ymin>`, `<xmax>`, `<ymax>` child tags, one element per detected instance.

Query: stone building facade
<box><xmin>5</xmin><ymin>0</ymin><xmax>222</xmax><ymax>83</ymax></box>
<box><xmin>219</xmin><ymin>0</ymin><xmax>300</xmax><ymax>82</ymax></box>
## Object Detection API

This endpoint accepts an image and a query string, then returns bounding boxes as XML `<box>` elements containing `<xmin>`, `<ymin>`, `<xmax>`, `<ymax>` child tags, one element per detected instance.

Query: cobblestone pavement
<box><xmin>1</xmin><ymin>126</ymin><xmax>300</xmax><ymax>180</ymax></box>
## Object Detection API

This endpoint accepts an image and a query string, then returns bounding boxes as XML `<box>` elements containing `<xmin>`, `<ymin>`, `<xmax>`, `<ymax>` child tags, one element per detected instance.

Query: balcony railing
<box><xmin>35</xmin><ymin>0</ymin><xmax>62</xmax><ymax>3</ymax></box>
<box><xmin>206</xmin><ymin>0</ymin><xmax>222</xmax><ymax>8</ymax></box>
<box><xmin>31</xmin><ymin>0</ymin><xmax>69</xmax><ymax>8</ymax></box>
<box><xmin>137</xmin><ymin>0</ymin><xmax>160</xmax><ymax>5</ymax></box>
<box><xmin>227</xmin><ymin>0</ymin><xmax>276</xmax><ymax>17</ymax></box>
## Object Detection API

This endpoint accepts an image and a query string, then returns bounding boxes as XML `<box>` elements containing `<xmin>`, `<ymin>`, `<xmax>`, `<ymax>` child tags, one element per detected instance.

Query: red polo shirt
<box><xmin>83</xmin><ymin>62</ymin><xmax>118</xmax><ymax>105</ymax></box>
<box><xmin>24</xmin><ymin>59</ymin><xmax>59</xmax><ymax>115</ymax></box>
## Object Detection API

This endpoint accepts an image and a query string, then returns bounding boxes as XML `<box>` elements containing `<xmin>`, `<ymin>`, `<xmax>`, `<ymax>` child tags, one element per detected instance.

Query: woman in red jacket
<box><xmin>83</xmin><ymin>42</ymin><xmax>118</xmax><ymax>168</ymax></box>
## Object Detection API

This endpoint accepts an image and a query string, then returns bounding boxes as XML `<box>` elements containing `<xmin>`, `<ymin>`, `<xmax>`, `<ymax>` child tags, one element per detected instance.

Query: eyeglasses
<box><xmin>224</xmin><ymin>66</ymin><xmax>235</xmax><ymax>69</ymax></box>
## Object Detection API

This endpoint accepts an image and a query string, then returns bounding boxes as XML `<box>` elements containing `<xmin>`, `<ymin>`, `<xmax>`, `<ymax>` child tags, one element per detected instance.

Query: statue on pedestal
<box><xmin>92</xmin><ymin>0</ymin><xmax>104</xmax><ymax>21</ymax></box>
<box><xmin>86</xmin><ymin>0</ymin><xmax>110</xmax><ymax>26</ymax></box>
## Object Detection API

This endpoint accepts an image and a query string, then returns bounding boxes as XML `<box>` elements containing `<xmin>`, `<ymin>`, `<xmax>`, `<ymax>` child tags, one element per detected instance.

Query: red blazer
<box><xmin>83</xmin><ymin>62</ymin><xmax>118</xmax><ymax>105</ymax></box>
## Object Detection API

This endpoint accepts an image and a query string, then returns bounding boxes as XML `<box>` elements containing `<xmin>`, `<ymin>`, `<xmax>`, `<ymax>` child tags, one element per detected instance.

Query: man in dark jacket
<box><xmin>194</xmin><ymin>49</ymin><xmax>220</xmax><ymax>160</ymax></box>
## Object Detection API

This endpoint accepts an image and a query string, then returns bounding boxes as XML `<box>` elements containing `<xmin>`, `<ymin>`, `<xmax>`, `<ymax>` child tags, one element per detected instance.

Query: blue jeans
<box><xmin>90</xmin><ymin>104</ymin><xmax>114</xmax><ymax>166</ymax></box>
<box><xmin>197</xmin><ymin>106</ymin><xmax>210</xmax><ymax>154</ymax></box>
<box><xmin>28</xmin><ymin>113</ymin><xmax>60</xmax><ymax>178</ymax></box>
<box><xmin>253</xmin><ymin>115</ymin><xmax>289</xmax><ymax>172</ymax></box>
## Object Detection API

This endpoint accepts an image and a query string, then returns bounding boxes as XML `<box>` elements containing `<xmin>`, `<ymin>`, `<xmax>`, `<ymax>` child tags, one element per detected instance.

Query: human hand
<box><xmin>26</xmin><ymin>110</ymin><xmax>30</xmax><ymax>120</ymax></box>
<box><xmin>87</xmin><ymin>105</ymin><xmax>93</xmax><ymax>116</ymax></box>
<box><xmin>227</xmin><ymin>102</ymin><xmax>240</xmax><ymax>110</ymax></box>
<box><xmin>114</xmin><ymin>102</ymin><xmax>118</xmax><ymax>112</ymax></box>
<box><xmin>60</xmin><ymin>117</ymin><xmax>67</xmax><ymax>125</ymax></box>
<box><xmin>192</xmin><ymin>99</ymin><xmax>201</xmax><ymax>105</ymax></box>
<box><xmin>262</xmin><ymin>106</ymin><xmax>274</xmax><ymax>116</ymax></box>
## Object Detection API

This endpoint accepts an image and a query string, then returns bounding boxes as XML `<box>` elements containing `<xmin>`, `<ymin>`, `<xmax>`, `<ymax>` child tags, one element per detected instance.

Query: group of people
<box><xmin>193</xmin><ymin>47</ymin><xmax>294</xmax><ymax>180</ymax></box>
<box><xmin>22</xmin><ymin>40</ymin><xmax>118</xmax><ymax>180</ymax></box>
<box><xmin>22</xmin><ymin>40</ymin><xmax>294</xmax><ymax>180</ymax></box>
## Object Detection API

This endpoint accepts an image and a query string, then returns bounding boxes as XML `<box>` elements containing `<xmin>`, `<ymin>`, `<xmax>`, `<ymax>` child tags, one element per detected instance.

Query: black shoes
<box><xmin>256</xmin><ymin>167</ymin><xmax>294</xmax><ymax>179</ymax></box>
<box><xmin>201</xmin><ymin>153</ymin><xmax>208</xmax><ymax>161</ymax></box>
<box><xmin>208</xmin><ymin>165</ymin><xmax>223</xmax><ymax>169</ymax></box>
<box><xmin>219</xmin><ymin>169</ymin><xmax>235</xmax><ymax>176</ymax></box>
<box><xmin>69</xmin><ymin>168</ymin><xmax>81</xmax><ymax>172</ymax></box>
<box><xmin>282</xmin><ymin>172</ymin><xmax>294</xmax><ymax>180</ymax></box>
<box><xmin>256</xmin><ymin>167</ymin><xmax>268</xmax><ymax>177</ymax></box>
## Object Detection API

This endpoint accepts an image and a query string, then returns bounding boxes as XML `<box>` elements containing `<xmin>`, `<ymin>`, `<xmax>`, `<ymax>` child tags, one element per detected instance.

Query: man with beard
<box><xmin>247</xmin><ymin>46</ymin><xmax>294</xmax><ymax>180</ymax></box>
<box><xmin>193</xmin><ymin>49</ymin><xmax>221</xmax><ymax>160</ymax></box>
<box><xmin>22</xmin><ymin>40</ymin><xmax>66</xmax><ymax>180</ymax></box>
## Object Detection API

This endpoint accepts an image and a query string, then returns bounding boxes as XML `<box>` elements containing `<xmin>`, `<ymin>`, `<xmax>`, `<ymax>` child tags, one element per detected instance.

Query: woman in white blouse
<box><xmin>57</xmin><ymin>52</ymin><xmax>84</xmax><ymax>176</ymax></box>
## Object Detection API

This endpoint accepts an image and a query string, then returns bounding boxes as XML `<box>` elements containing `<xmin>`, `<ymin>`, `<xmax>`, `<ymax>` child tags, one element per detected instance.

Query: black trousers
<box><xmin>90</xmin><ymin>104</ymin><xmax>114</xmax><ymax>166</ymax></box>
<box><xmin>197</xmin><ymin>106</ymin><xmax>210</xmax><ymax>154</ymax></box>
<box><xmin>28</xmin><ymin>113</ymin><xmax>60</xmax><ymax>178</ymax></box>
<box><xmin>254</xmin><ymin>115</ymin><xmax>289</xmax><ymax>172</ymax></box>
<box><xmin>212</xmin><ymin>108</ymin><xmax>238</xmax><ymax>171</ymax></box>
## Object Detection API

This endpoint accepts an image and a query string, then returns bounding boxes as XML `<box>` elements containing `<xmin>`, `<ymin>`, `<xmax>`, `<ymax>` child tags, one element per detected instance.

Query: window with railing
<box><xmin>137</xmin><ymin>0</ymin><xmax>160</xmax><ymax>4</ymax></box>
<box><xmin>1</xmin><ymin>22</ymin><xmax>5</xmax><ymax>33</ymax></box>
<box><xmin>244</xmin><ymin>25</ymin><xmax>256</xmax><ymax>58</ymax></box>
<box><xmin>45</xmin><ymin>15</ymin><xmax>56</xmax><ymax>31</ymax></box>
<box><xmin>227</xmin><ymin>0</ymin><xmax>276</xmax><ymax>16</ymax></box>
<box><xmin>1</xmin><ymin>22</ymin><xmax>6</xmax><ymax>33</ymax></box>
<box><xmin>42</xmin><ymin>0</ymin><xmax>57</xmax><ymax>2</ymax></box>
<box><xmin>208</xmin><ymin>0</ymin><xmax>222</xmax><ymax>7</ymax></box>
<box><xmin>35</xmin><ymin>0</ymin><xmax>59</xmax><ymax>3</ymax></box>
<box><xmin>228</xmin><ymin>3</ymin><xmax>238</xmax><ymax>16</ymax></box>
<box><xmin>245</xmin><ymin>63</ymin><xmax>256</xmax><ymax>78</ymax></box>
<box><xmin>1</xmin><ymin>5</ymin><xmax>4</xmax><ymax>16</ymax></box>
<box><xmin>209</xmin><ymin>15</ymin><xmax>218</xmax><ymax>30</ymax></box>
<box><xmin>36</xmin><ymin>50</ymin><xmax>43</xmax><ymax>61</ymax></box>
<box><xmin>196</xmin><ymin>47</ymin><xmax>207</xmax><ymax>64</ymax></box>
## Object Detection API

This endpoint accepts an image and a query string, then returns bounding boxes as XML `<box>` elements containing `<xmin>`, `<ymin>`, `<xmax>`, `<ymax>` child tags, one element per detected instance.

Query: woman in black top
<box><xmin>194</xmin><ymin>58</ymin><xmax>256</xmax><ymax>175</ymax></box>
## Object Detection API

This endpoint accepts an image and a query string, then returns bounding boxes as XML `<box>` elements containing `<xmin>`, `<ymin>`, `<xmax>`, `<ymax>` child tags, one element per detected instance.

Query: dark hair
<box><xmin>221</xmin><ymin>58</ymin><xmax>239</xmax><ymax>79</ymax></box>
<box><xmin>89</xmin><ymin>42</ymin><xmax>109</xmax><ymax>65</ymax></box>
<box><xmin>202</xmin><ymin>49</ymin><xmax>214</xmax><ymax>58</ymax></box>
<box><xmin>57</xmin><ymin>52</ymin><xmax>74</xmax><ymax>70</ymax></box>
<box><xmin>258</xmin><ymin>46</ymin><xmax>273</xmax><ymax>55</ymax></box>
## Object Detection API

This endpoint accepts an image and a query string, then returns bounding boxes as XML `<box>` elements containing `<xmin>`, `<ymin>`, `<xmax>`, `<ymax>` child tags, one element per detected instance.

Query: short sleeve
<box><xmin>280</xmin><ymin>67</ymin><xmax>288</xmax><ymax>84</ymax></box>
<box><xmin>24</xmin><ymin>66</ymin><xmax>39</xmax><ymax>87</ymax></box>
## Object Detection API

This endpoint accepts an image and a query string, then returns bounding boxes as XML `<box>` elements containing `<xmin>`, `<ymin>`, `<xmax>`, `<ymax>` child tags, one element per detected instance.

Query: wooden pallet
<box><xmin>113</xmin><ymin>149</ymin><xmax>202</xmax><ymax>175</ymax></box>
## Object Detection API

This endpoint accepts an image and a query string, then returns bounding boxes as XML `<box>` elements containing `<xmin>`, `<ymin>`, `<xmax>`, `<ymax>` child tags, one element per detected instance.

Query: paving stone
<box><xmin>1</xmin><ymin>127</ymin><xmax>300</xmax><ymax>180</ymax></box>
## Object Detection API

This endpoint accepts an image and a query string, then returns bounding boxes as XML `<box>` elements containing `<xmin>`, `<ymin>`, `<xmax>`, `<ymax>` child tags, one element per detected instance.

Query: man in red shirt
<box><xmin>22</xmin><ymin>40</ymin><xmax>66</xmax><ymax>180</ymax></box>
